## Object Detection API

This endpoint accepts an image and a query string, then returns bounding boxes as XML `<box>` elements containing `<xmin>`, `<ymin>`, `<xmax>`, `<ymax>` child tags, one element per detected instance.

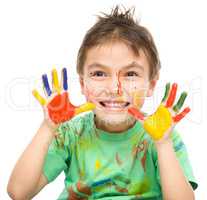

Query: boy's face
<box><xmin>80</xmin><ymin>41</ymin><xmax>158</xmax><ymax>131</ymax></box>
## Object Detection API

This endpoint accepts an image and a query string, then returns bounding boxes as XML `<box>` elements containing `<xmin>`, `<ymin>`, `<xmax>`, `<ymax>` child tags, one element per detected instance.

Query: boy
<box><xmin>7</xmin><ymin>6</ymin><xmax>197</xmax><ymax>200</ymax></box>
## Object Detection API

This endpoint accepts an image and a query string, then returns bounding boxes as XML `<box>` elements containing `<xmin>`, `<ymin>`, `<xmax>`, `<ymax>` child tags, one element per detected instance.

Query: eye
<box><xmin>125</xmin><ymin>71</ymin><xmax>139</xmax><ymax>77</ymax></box>
<box><xmin>90</xmin><ymin>71</ymin><xmax>107</xmax><ymax>77</ymax></box>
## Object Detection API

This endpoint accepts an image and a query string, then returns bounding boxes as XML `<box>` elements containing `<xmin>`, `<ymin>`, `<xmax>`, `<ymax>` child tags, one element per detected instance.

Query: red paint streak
<box><xmin>173</xmin><ymin>107</ymin><xmax>190</xmax><ymax>123</ymax></box>
<box><xmin>68</xmin><ymin>186</ymin><xmax>86</xmax><ymax>200</ymax></box>
<box><xmin>117</xmin><ymin>71</ymin><xmax>122</xmax><ymax>96</ymax></box>
<box><xmin>166</xmin><ymin>83</ymin><xmax>178</xmax><ymax>108</ymax></box>
<box><xmin>115</xmin><ymin>152</ymin><xmax>123</xmax><ymax>166</ymax></box>
<box><xmin>47</xmin><ymin>92</ymin><xmax>76</xmax><ymax>124</ymax></box>
<box><xmin>115</xmin><ymin>185</ymin><xmax>128</xmax><ymax>193</ymax></box>
<box><xmin>128</xmin><ymin>107</ymin><xmax>145</xmax><ymax>120</ymax></box>
<box><xmin>141</xmin><ymin>140</ymin><xmax>148</xmax><ymax>172</ymax></box>
<box><xmin>76</xmin><ymin>181</ymin><xmax>92</xmax><ymax>196</ymax></box>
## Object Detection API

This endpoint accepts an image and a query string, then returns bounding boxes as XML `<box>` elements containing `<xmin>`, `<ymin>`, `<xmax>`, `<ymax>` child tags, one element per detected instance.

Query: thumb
<box><xmin>128</xmin><ymin>107</ymin><xmax>145</xmax><ymax>122</ymax></box>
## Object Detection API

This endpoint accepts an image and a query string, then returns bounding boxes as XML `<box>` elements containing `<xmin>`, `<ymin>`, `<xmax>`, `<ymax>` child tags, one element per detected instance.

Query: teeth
<box><xmin>100</xmin><ymin>101</ymin><xmax>129</xmax><ymax>108</ymax></box>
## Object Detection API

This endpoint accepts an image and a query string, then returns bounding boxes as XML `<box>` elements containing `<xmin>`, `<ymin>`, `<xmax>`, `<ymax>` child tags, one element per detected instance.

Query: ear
<box><xmin>146</xmin><ymin>73</ymin><xmax>159</xmax><ymax>97</ymax></box>
<box><xmin>79</xmin><ymin>76</ymin><xmax>85</xmax><ymax>95</ymax></box>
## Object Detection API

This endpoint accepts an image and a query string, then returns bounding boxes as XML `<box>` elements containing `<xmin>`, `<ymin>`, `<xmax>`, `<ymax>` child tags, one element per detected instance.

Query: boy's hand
<box><xmin>32</xmin><ymin>68</ymin><xmax>95</xmax><ymax>127</ymax></box>
<box><xmin>128</xmin><ymin>83</ymin><xmax>190</xmax><ymax>143</ymax></box>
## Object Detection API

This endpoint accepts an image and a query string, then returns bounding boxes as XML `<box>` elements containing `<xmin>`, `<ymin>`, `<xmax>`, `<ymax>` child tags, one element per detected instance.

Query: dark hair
<box><xmin>76</xmin><ymin>5</ymin><xmax>161</xmax><ymax>80</ymax></box>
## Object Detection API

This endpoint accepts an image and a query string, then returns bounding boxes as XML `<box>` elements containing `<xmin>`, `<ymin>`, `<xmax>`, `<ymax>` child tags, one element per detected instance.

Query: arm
<box><xmin>7</xmin><ymin>121</ymin><xmax>54</xmax><ymax>200</ymax></box>
<box><xmin>128</xmin><ymin>83</ymin><xmax>195</xmax><ymax>199</ymax></box>
<box><xmin>7</xmin><ymin>68</ymin><xmax>95</xmax><ymax>199</ymax></box>
<box><xmin>155</xmin><ymin>139</ymin><xmax>195</xmax><ymax>200</ymax></box>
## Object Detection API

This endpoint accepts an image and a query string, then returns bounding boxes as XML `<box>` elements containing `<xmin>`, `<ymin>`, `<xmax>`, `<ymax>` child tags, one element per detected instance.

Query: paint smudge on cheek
<box><xmin>82</xmin><ymin>84</ymin><xmax>107</xmax><ymax>110</ymax></box>
<box><xmin>130</xmin><ymin>90</ymin><xmax>145</xmax><ymax>107</ymax></box>
<box><xmin>83</xmin><ymin>84</ymin><xmax>98</xmax><ymax>102</ymax></box>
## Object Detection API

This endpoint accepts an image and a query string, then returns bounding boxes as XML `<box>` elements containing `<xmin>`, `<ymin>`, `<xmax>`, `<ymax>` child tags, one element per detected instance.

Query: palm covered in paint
<box><xmin>33</xmin><ymin>68</ymin><xmax>95</xmax><ymax>125</ymax></box>
<box><xmin>128</xmin><ymin>83</ymin><xmax>190</xmax><ymax>141</ymax></box>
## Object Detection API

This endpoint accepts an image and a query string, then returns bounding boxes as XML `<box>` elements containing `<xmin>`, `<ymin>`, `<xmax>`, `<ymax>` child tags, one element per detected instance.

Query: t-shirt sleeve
<box><xmin>43</xmin><ymin>122</ymin><xmax>74</xmax><ymax>183</ymax></box>
<box><xmin>153</xmin><ymin>130</ymin><xmax>198</xmax><ymax>190</ymax></box>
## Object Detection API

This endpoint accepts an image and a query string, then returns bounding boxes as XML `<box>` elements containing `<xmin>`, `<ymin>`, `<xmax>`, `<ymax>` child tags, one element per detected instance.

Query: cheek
<box><xmin>127</xmin><ymin>82</ymin><xmax>149</xmax><ymax>107</ymax></box>
<box><xmin>82</xmin><ymin>80</ymin><xmax>105</xmax><ymax>101</ymax></box>
<box><xmin>130</xmin><ymin>91</ymin><xmax>145</xmax><ymax>107</ymax></box>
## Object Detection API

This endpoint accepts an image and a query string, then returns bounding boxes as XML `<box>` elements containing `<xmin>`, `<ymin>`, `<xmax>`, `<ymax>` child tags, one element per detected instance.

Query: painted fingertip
<box><xmin>32</xmin><ymin>89</ymin><xmax>47</xmax><ymax>106</ymax></box>
<box><xmin>75</xmin><ymin>102</ymin><xmax>96</xmax><ymax>115</ymax></box>
<box><xmin>166</xmin><ymin>83</ymin><xmax>178</xmax><ymax>108</ymax></box>
<box><xmin>42</xmin><ymin>74</ymin><xmax>52</xmax><ymax>96</ymax></box>
<box><xmin>128</xmin><ymin>107</ymin><xmax>145</xmax><ymax>120</ymax></box>
<box><xmin>62</xmin><ymin>68</ymin><xmax>68</xmax><ymax>91</ymax></box>
<box><xmin>173</xmin><ymin>91</ymin><xmax>187</xmax><ymax>112</ymax></box>
<box><xmin>52</xmin><ymin>68</ymin><xmax>61</xmax><ymax>93</ymax></box>
<box><xmin>162</xmin><ymin>82</ymin><xmax>170</xmax><ymax>103</ymax></box>
<box><xmin>173</xmin><ymin>107</ymin><xmax>190</xmax><ymax>123</ymax></box>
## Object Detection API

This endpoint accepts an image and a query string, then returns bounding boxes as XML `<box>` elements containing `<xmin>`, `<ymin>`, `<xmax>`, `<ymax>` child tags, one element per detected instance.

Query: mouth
<box><xmin>98</xmin><ymin>100</ymin><xmax>131</xmax><ymax>110</ymax></box>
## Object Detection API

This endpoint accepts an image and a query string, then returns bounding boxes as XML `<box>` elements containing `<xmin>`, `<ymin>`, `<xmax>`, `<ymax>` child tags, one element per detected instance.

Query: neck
<box><xmin>94</xmin><ymin>115</ymin><xmax>136</xmax><ymax>133</ymax></box>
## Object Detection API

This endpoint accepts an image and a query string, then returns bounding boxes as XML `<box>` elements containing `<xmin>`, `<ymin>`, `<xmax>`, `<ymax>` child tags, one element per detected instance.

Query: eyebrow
<box><xmin>87</xmin><ymin>61</ymin><xmax>144</xmax><ymax>72</ymax></box>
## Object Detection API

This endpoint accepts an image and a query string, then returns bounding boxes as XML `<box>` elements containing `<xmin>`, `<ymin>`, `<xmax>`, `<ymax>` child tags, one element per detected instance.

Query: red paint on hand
<box><xmin>47</xmin><ymin>92</ymin><xmax>76</xmax><ymax>124</ymax></box>
<box><xmin>128</xmin><ymin>107</ymin><xmax>145</xmax><ymax>120</ymax></box>
<box><xmin>166</xmin><ymin>83</ymin><xmax>178</xmax><ymax>107</ymax></box>
<box><xmin>173</xmin><ymin>107</ymin><xmax>190</xmax><ymax>123</ymax></box>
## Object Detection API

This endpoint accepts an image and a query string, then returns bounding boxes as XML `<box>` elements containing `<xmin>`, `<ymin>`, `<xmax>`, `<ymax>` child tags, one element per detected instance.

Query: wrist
<box><xmin>41</xmin><ymin>120</ymin><xmax>58</xmax><ymax>137</ymax></box>
<box><xmin>154</xmin><ymin>138</ymin><xmax>173</xmax><ymax>150</ymax></box>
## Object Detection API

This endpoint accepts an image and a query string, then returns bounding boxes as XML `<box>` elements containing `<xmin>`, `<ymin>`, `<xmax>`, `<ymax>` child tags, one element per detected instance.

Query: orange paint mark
<box><xmin>131</xmin><ymin>91</ymin><xmax>143</xmax><ymax>107</ymax></box>
<box><xmin>117</xmin><ymin>71</ymin><xmax>123</xmax><ymax>96</ymax></box>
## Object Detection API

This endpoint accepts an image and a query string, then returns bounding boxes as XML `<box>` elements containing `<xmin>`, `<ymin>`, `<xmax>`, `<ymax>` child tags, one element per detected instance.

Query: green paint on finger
<box><xmin>173</xmin><ymin>92</ymin><xmax>187</xmax><ymax>112</ymax></box>
<box><xmin>161</xmin><ymin>83</ymin><xmax>170</xmax><ymax>102</ymax></box>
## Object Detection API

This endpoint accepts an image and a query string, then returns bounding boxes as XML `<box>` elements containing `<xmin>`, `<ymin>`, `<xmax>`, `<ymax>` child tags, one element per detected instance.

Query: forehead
<box><xmin>84</xmin><ymin>41</ymin><xmax>150</xmax><ymax>73</ymax></box>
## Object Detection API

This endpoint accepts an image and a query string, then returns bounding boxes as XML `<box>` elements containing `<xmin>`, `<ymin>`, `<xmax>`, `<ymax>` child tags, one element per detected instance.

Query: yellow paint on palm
<box><xmin>95</xmin><ymin>159</ymin><xmax>101</xmax><ymax>171</ymax></box>
<box><xmin>75</xmin><ymin>102</ymin><xmax>96</xmax><ymax>115</ymax></box>
<box><xmin>143</xmin><ymin>105</ymin><xmax>172</xmax><ymax>140</ymax></box>
<box><xmin>52</xmin><ymin>69</ymin><xmax>61</xmax><ymax>93</ymax></box>
<box><xmin>32</xmin><ymin>89</ymin><xmax>47</xmax><ymax>106</ymax></box>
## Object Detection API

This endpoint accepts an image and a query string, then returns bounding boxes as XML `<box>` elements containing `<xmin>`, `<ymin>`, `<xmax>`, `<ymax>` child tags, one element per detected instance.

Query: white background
<box><xmin>0</xmin><ymin>0</ymin><xmax>206</xmax><ymax>199</ymax></box>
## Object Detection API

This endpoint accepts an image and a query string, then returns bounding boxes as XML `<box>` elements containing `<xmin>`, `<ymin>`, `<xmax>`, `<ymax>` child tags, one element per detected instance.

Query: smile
<box><xmin>98</xmin><ymin>100</ymin><xmax>130</xmax><ymax>110</ymax></box>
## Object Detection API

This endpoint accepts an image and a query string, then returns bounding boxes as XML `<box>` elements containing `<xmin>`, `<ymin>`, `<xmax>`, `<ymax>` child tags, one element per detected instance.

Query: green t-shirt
<box><xmin>43</xmin><ymin>111</ymin><xmax>197</xmax><ymax>200</ymax></box>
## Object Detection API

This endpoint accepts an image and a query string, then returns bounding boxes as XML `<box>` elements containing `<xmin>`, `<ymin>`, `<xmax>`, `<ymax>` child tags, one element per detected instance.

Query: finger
<box><xmin>172</xmin><ymin>92</ymin><xmax>187</xmax><ymax>112</ymax></box>
<box><xmin>166</xmin><ymin>83</ymin><xmax>178</xmax><ymax>108</ymax></box>
<box><xmin>32</xmin><ymin>89</ymin><xmax>47</xmax><ymax>106</ymax></box>
<box><xmin>62</xmin><ymin>67</ymin><xmax>68</xmax><ymax>91</ymax></box>
<box><xmin>161</xmin><ymin>82</ymin><xmax>170</xmax><ymax>103</ymax></box>
<box><xmin>42</xmin><ymin>74</ymin><xmax>52</xmax><ymax>97</ymax></box>
<box><xmin>75</xmin><ymin>102</ymin><xmax>96</xmax><ymax>115</ymax></box>
<box><xmin>173</xmin><ymin>107</ymin><xmax>190</xmax><ymax>123</ymax></box>
<box><xmin>52</xmin><ymin>68</ymin><xmax>61</xmax><ymax>93</ymax></box>
<box><xmin>128</xmin><ymin>107</ymin><xmax>145</xmax><ymax>121</ymax></box>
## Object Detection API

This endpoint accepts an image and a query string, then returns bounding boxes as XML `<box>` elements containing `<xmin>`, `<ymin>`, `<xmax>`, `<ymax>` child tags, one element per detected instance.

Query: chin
<box><xmin>94</xmin><ymin>109</ymin><xmax>135</xmax><ymax>127</ymax></box>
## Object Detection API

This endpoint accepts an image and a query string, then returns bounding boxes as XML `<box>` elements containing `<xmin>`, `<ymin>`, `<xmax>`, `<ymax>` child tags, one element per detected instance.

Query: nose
<box><xmin>108</xmin><ymin>73</ymin><xmax>122</xmax><ymax>96</ymax></box>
